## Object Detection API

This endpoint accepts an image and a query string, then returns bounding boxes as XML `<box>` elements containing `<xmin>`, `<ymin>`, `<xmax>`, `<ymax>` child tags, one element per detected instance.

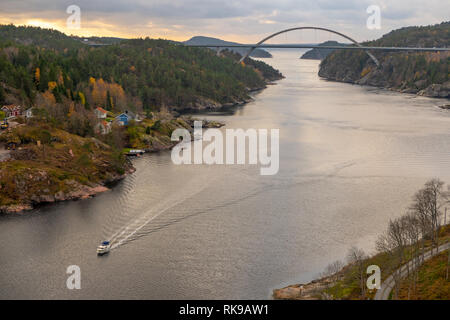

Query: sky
<box><xmin>0</xmin><ymin>0</ymin><xmax>448</xmax><ymax>43</ymax></box>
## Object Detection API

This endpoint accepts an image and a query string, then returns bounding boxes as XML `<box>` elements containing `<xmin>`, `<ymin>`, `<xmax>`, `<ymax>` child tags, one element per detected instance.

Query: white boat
<box><xmin>129</xmin><ymin>149</ymin><xmax>145</xmax><ymax>154</ymax></box>
<box><xmin>126</xmin><ymin>149</ymin><xmax>146</xmax><ymax>157</ymax></box>
<box><xmin>97</xmin><ymin>241</ymin><xmax>111</xmax><ymax>256</ymax></box>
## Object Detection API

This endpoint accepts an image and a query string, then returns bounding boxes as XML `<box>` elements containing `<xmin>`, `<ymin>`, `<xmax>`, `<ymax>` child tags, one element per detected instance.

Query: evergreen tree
<box><xmin>106</xmin><ymin>90</ymin><xmax>112</xmax><ymax>111</ymax></box>
<box><xmin>0</xmin><ymin>85</ymin><xmax>5</xmax><ymax>104</ymax></box>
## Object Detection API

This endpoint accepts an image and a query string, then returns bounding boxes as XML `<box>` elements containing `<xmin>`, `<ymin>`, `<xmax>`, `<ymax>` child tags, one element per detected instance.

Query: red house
<box><xmin>1</xmin><ymin>105</ymin><xmax>22</xmax><ymax>118</ymax></box>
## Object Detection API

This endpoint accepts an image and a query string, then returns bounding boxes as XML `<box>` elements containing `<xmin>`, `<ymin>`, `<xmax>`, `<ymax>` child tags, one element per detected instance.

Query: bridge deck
<box><xmin>185</xmin><ymin>44</ymin><xmax>450</xmax><ymax>52</ymax></box>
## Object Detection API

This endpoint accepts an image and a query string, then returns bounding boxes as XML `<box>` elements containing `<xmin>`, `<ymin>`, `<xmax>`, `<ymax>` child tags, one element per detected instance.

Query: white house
<box><xmin>94</xmin><ymin>107</ymin><xmax>108</xmax><ymax>119</ymax></box>
<box><xmin>24</xmin><ymin>108</ymin><xmax>34</xmax><ymax>118</ymax></box>
<box><xmin>95</xmin><ymin>121</ymin><xmax>111</xmax><ymax>135</ymax></box>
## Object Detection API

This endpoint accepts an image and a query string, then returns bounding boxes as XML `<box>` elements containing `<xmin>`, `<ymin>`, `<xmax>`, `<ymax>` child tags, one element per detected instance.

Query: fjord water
<box><xmin>1</xmin><ymin>50</ymin><xmax>450</xmax><ymax>299</ymax></box>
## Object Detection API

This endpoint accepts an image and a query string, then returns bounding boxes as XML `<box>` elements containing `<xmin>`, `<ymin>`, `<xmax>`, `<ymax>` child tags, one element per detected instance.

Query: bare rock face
<box><xmin>0</xmin><ymin>204</ymin><xmax>33</xmax><ymax>214</ymax></box>
<box><xmin>401</xmin><ymin>87</ymin><xmax>419</xmax><ymax>94</ymax></box>
<box><xmin>317</xmin><ymin>25</ymin><xmax>450</xmax><ymax>100</ymax></box>
<box><xmin>320</xmin><ymin>60</ymin><xmax>450</xmax><ymax>99</ymax></box>
<box><xmin>273</xmin><ymin>276</ymin><xmax>336</xmax><ymax>300</ymax></box>
<box><xmin>54</xmin><ymin>191</ymin><xmax>66</xmax><ymax>201</ymax></box>
<box><xmin>414</xmin><ymin>79</ymin><xmax>428</xmax><ymax>90</ymax></box>
<box><xmin>273</xmin><ymin>285</ymin><xmax>303</xmax><ymax>300</ymax></box>
<box><xmin>418</xmin><ymin>82</ymin><xmax>450</xmax><ymax>98</ymax></box>
<box><xmin>0</xmin><ymin>178</ymin><xmax>113</xmax><ymax>214</ymax></box>
<box><xmin>65</xmin><ymin>182</ymin><xmax>109</xmax><ymax>200</ymax></box>
<box><xmin>177</xmin><ymin>97</ymin><xmax>223</xmax><ymax>111</ymax></box>
<box><xmin>11</xmin><ymin>148</ymin><xmax>38</xmax><ymax>161</ymax></box>
<box><xmin>88</xmin><ymin>185</ymin><xmax>109</xmax><ymax>194</ymax></box>
<box><xmin>171</xmin><ymin>94</ymin><xmax>257</xmax><ymax>112</ymax></box>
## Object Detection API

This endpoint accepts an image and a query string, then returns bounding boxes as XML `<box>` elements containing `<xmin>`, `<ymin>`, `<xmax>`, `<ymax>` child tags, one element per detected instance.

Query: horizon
<box><xmin>1</xmin><ymin>21</ymin><xmax>448</xmax><ymax>45</ymax></box>
<box><xmin>0</xmin><ymin>1</ymin><xmax>449</xmax><ymax>43</ymax></box>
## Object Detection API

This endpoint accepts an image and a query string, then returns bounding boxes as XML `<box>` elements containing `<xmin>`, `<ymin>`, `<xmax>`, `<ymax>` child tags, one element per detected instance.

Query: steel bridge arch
<box><xmin>240</xmin><ymin>26</ymin><xmax>380</xmax><ymax>67</ymax></box>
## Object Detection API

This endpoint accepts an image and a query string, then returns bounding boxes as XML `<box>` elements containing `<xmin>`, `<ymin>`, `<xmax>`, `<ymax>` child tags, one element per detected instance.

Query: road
<box><xmin>0</xmin><ymin>142</ymin><xmax>10</xmax><ymax>162</ymax></box>
<box><xmin>0</xmin><ymin>120</ymin><xmax>20</xmax><ymax>162</ymax></box>
<box><xmin>374</xmin><ymin>242</ymin><xmax>450</xmax><ymax>300</ymax></box>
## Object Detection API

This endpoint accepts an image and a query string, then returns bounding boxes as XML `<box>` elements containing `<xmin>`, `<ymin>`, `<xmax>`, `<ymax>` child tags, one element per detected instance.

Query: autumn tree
<box><xmin>34</xmin><ymin>67</ymin><xmax>40</xmax><ymax>86</ymax></box>
<box><xmin>424</xmin><ymin>179</ymin><xmax>445</xmax><ymax>252</ymax></box>
<box><xmin>403</xmin><ymin>212</ymin><xmax>421</xmax><ymax>297</ymax></box>
<box><xmin>89</xmin><ymin>77</ymin><xmax>126</xmax><ymax>111</ymax></box>
<box><xmin>410</xmin><ymin>179</ymin><xmax>445</xmax><ymax>254</ymax></box>
<box><xmin>346</xmin><ymin>247</ymin><xmax>367</xmax><ymax>297</ymax></box>
<box><xmin>321</xmin><ymin>260</ymin><xmax>344</xmax><ymax>281</ymax></box>
<box><xmin>376</xmin><ymin>218</ymin><xmax>408</xmax><ymax>300</ymax></box>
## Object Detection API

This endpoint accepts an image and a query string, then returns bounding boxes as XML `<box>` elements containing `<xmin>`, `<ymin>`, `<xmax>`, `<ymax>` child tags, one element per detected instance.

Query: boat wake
<box><xmin>100</xmin><ymin>154</ymin><xmax>363</xmax><ymax>252</ymax></box>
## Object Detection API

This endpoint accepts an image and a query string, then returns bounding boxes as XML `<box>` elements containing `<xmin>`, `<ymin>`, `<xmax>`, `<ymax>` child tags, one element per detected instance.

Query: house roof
<box><xmin>96</xmin><ymin>120</ymin><xmax>111</xmax><ymax>128</ymax></box>
<box><xmin>116</xmin><ymin>112</ymin><xmax>130</xmax><ymax>119</ymax></box>
<box><xmin>95</xmin><ymin>107</ymin><xmax>108</xmax><ymax>114</ymax></box>
<box><xmin>2</xmin><ymin>105</ymin><xmax>21</xmax><ymax>111</ymax></box>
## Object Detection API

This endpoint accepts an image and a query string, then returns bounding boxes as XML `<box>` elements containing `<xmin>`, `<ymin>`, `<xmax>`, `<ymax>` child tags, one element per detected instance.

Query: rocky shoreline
<box><xmin>273</xmin><ymin>276</ymin><xmax>336</xmax><ymax>300</ymax></box>
<box><xmin>318</xmin><ymin>68</ymin><xmax>450</xmax><ymax>100</ymax></box>
<box><xmin>0</xmin><ymin>165</ymin><xmax>136</xmax><ymax>215</ymax></box>
<box><xmin>0</xmin><ymin>118</ymin><xmax>225</xmax><ymax>215</ymax></box>
<box><xmin>316</xmin><ymin>22</ymin><xmax>450</xmax><ymax>101</ymax></box>
<box><xmin>356</xmin><ymin>78</ymin><xmax>450</xmax><ymax>99</ymax></box>
<box><xmin>143</xmin><ymin>118</ymin><xmax>225</xmax><ymax>153</ymax></box>
<box><xmin>317</xmin><ymin>50</ymin><xmax>450</xmax><ymax>100</ymax></box>
<box><xmin>171</xmin><ymin>85</ymin><xmax>268</xmax><ymax>112</ymax></box>
<box><xmin>0</xmin><ymin>123</ymin><xmax>137</xmax><ymax>215</ymax></box>
<box><xmin>0</xmin><ymin>75</ymin><xmax>274</xmax><ymax>215</ymax></box>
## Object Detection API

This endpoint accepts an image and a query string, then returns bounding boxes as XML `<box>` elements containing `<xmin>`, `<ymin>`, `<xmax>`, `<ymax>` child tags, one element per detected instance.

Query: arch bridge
<box><xmin>185</xmin><ymin>26</ymin><xmax>450</xmax><ymax>68</ymax></box>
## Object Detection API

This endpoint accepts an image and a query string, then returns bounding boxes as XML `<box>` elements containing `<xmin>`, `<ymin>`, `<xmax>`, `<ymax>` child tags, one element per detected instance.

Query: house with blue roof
<box><xmin>115</xmin><ymin>113</ymin><xmax>130</xmax><ymax>126</ymax></box>
<box><xmin>115</xmin><ymin>110</ymin><xmax>141</xmax><ymax>126</ymax></box>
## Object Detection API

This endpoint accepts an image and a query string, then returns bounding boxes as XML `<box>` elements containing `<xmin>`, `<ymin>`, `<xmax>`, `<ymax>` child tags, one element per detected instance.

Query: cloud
<box><xmin>0</xmin><ymin>0</ymin><xmax>448</xmax><ymax>42</ymax></box>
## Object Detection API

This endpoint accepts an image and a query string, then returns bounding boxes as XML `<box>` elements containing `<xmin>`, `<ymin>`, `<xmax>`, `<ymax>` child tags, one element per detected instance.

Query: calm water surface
<box><xmin>1</xmin><ymin>50</ymin><xmax>450</xmax><ymax>299</ymax></box>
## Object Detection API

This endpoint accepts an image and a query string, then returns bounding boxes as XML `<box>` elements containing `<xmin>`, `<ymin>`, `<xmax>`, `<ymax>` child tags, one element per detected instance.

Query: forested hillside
<box><xmin>0</xmin><ymin>25</ymin><xmax>283</xmax><ymax>213</ymax></box>
<box><xmin>319</xmin><ymin>22</ymin><xmax>450</xmax><ymax>98</ymax></box>
<box><xmin>0</xmin><ymin>25</ymin><xmax>283</xmax><ymax>118</ymax></box>
<box><xmin>0</xmin><ymin>24</ymin><xmax>84</xmax><ymax>51</ymax></box>
<box><xmin>300</xmin><ymin>41</ymin><xmax>346</xmax><ymax>60</ymax></box>
<box><xmin>184</xmin><ymin>36</ymin><xmax>272</xmax><ymax>58</ymax></box>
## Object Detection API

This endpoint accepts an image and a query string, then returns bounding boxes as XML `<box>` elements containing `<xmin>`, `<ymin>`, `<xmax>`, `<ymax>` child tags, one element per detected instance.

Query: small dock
<box><xmin>125</xmin><ymin>149</ymin><xmax>146</xmax><ymax>157</ymax></box>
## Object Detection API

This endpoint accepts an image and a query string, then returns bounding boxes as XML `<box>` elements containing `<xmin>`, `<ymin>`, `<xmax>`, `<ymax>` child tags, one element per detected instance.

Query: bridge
<box><xmin>184</xmin><ymin>26</ymin><xmax>450</xmax><ymax>67</ymax></box>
